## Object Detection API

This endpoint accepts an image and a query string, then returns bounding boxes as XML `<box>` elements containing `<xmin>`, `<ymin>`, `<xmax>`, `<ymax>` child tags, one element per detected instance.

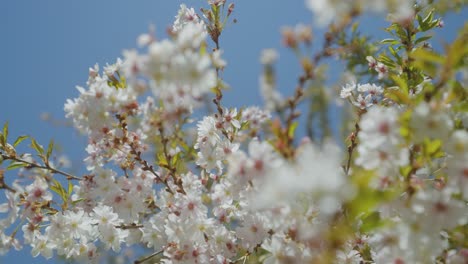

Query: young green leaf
<box><xmin>6</xmin><ymin>161</ymin><xmax>28</xmax><ymax>170</ymax></box>
<box><xmin>360</xmin><ymin>211</ymin><xmax>384</xmax><ymax>233</ymax></box>
<box><xmin>46</xmin><ymin>140</ymin><xmax>54</xmax><ymax>161</ymax></box>
<box><xmin>415</xmin><ymin>35</ymin><xmax>432</xmax><ymax>45</ymax></box>
<box><xmin>68</xmin><ymin>181</ymin><xmax>73</xmax><ymax>196</ymax></box>
<box><xmin>30</xmin><ymin>138</ymin><xmax>44</xmax><ymax>155</ymax></box>
<box><xmin>288</xmin><ymin>121</ymin><xmax>299</xmax><ymax>139</ymax></box>
<box><xmin>50</xmin><ymin>179</ymin><xmax>67</xmax><ymax>203</ymax></box>
<box><xmin>380</xmin><ymin>38</ymin><xmax>399</xmax><ymax>45</ymax></box>
<box><xmin>2</xmin><ymin>122</ymin><xmax>8</xmax><ymax>146</ymax></box>
<box><xmin>385</xmin><ymin>88</ymin><xmax>411</xmax><ymax>105</ymax></box>
<box><xmin>0</xmin><ymin>132</ymin><xmax>4</xmax><ymax>148</ymax></box>
<box><xmin>3</xmin><ymin>122</ymin><xmax>8</xmax><ymax>141</ymax></box>
<box><xmin>13</xmin><ymin>135</ymin><xmax>29</xmax><ymax>148</ymax></box>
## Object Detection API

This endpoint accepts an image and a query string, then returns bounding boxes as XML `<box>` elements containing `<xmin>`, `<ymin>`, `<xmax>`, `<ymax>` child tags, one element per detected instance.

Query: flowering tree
<box><xmin>1</xmin><ymin>1</ymin><xmax>467</xmax><ymax>263</ymax></box>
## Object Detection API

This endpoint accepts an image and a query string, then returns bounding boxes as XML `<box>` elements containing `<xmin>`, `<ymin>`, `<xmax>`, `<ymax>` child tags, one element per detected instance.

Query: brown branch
<box><xmin>1</xmin><ymin>153</ymin><xmax>81</xmax><ymax>181</ymax></box>
<box><xmin>116</xmin><ymin>224</ymin><xmax>143</xmax><ymax>230</ymax></box>
<box><xmin>134</xmin><ymin>249</ymin><xmax>164</xmax><ymax>264</ymax></box>
<box><xmin>157</xmin><ymin>127</ymin><xmax>185</xmax><ymax>195</ymax></box>
<box><xmin>131</xmin><ymin>147</ymin><xmax>174</xmax><ymax>195</ymax></box>
<box><xmin>344</xmin><ymin>122</ymin><xmax>360</xmax><ymax>176</ymax></box>
<box><xmin>115</xmin><ymin>114</ymin><xmax>175</xmax><ymax>195</ymax></box>
<box><xmin>0</xmin><ymin>169</ymin><xmax>16</xmax><ymax>193</ymax></box>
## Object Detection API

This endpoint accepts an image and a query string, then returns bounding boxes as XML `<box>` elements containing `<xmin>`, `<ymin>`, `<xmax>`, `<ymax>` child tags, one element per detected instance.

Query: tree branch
<box><xmin>134</xmin><ymin>249</ymin><xmax>164</xmax><ymax>264</ymax></box>
<box><xmin>1</xmin><ymin>153</ymin><xmax>81</xmax><ymax>181</ymax></box>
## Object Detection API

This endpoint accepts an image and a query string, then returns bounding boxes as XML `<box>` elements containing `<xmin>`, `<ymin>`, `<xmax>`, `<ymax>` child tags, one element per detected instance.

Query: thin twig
<box><xmin>157</xmin><ymin>126</ymin><xmax>185</xmax><ymax>195</ymax></box>
<box><xmin>134</xmin><ymin>249</ymin><xmax>164</xmax><ymax>264</ymax></box>
<box><xmin>115</xmin><ymin>114</ymin><xmax>175</xmax><ymax>195</ymax></box>
<box><xmin>1</xmin><ymin>153</ymin><xmax>81</xmax><ymax>181</ymax></box>
<box><xmin>344</xmin><ymin>121</ymin><xmax>360</xmax><ymax>176</ymax></box>
<box><xmin>116</xmin><ymin>224</ymin><xmax>143</xmax><ymax>230</ymax></box>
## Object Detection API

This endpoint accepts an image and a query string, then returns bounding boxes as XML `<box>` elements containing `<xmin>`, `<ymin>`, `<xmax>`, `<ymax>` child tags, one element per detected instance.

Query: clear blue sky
<box><xmin>1</xmin><ymin>1</ymin><xmax>465</xmax><ymax>263</ymax></box>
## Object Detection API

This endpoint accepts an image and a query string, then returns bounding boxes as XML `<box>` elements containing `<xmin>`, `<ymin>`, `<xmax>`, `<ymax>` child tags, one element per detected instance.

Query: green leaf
<box><xmin>1</xmin><ymin>122</ymin><xmax>8</xmax><ymax>146</ymax></box>
<box><xmin>422</xmin><ymin>11</ymin><xmax>434</xmax><ymax>26</ymax></box>
<box><xmin>68</xmin><ymin>181</ymin><xmax>73</xmax><ymax>196</ymax></box>
<box><xmin>49</xmin><ymin>184</ymin><xmax>61</xmax><ymax>197</ymax></box>
<box><xmin>447</xmin><ymin>28</ymin><xmax>468</xmax><ymax>69</ymax></box>
<box><xmin>50</xmin><ymin>179</ymin><xmax>67</xmax><ymax>203</ymax></box>
<box><xmin>411</xmin><ymin>48</ymin><xmax>443</xmax><ymax>76</ymax></box>
<box><xmin>423</xmin><ymin>11</ymin><xmax>434</xmax><ymax>24</ymax></box>
<box><xmin>3</xmin><ymin>122</ymin><xmax>8</xmax><ymax>143</ymax></box>
<box><xmin>13</xmin><ymin>135</ymin><xmax>29</xmax><ymax>147</ymax></box>
<box><xmin>411</xmin><ymin>48</ymin><xmax>444</xmax><ymax>64</ymax></box>
<box><xmin>256</xmin><ymin>248</ymin><xmax>271</xmax><ymax>263</ymax></box>
<box><xmin>380</xmin><ymin>38</ymin><xmax>399</xmax><ymax>45</ymax></box>
<box><xmin>158</xmin><ymin>153</ymin><xmax>168</xmax><ymax>167</ymax></box>
<box><xmin>453</xmin><ymin>102</ymin><xmax>468</xmax><ymax>112</ymax></box>
<box><xmin>386</xmin><ymin>23</ymin><xmax>407</xmax><ymax>40</ymax></box>
<box><xmin>452</xmin><ymin>81</ymin><xmax>467</xmax><ymax>100</ymax></box>
<box><xmin>400</xmin><ymin>126</ymin><xmax>410</xmax><ymax>140</ymax></box>
<box><xmin>395</xmin><ymin>25</ymin><xmax>407</xmax><ymax>40</ymax></box>
<box><xmin>359</xmin><ymin>243</ymin><xmax>374</xmax><ymax>262</ymax></box>
<box><xmin>171</xmin><ymin>152</ymin><xmax>180</xmax><ymax>167</ymax></box>
<box><xmin>46</xmin><ymin>140</ymin><xmax>54</xmax><ymax>161</ymax></box>
<box><xmin>384</xmin><ymin>88</ymin><xmax>411</xmax><ymax>105</ymax></box>
<box><xmin>360</xmin><ymin>211</ymin><xmax>384</xmax><ymax>233</ymax></box>
<box><xmin>7</xmin><ymin>161</ymin><xmax>28</xmax><ymax>170</ymax></box>
<box><xmin>389</xmin><ymin>46</ymin><xmax>402</xmax><ymax>65</ymax></box>
<box><xmin>400</xmin><ymin>165</ymin><xmax>412</xmax><ymax>177</ymax></box>
<box><xmin>200</xmin><ymin>41</ymin><xmax>207</xmax><ymax>56</ymax></box>
<box><xmin>391</xmin><ymin>75</ymin><xmax>409</xmax><ymax>94</ymax></box>
<box><xmin>424</xmin><ymin>139</ymin><xmax>442</xmax><ymax>156</ymax></box>
<box><xmin>418</xmin><ymin>10</ymin><xmax>435</xmax><ymax>31</ymax></box>
<box><xmin>378</xmin><ymin>53</ymin><xmax>396</xmax><ymax>67</ymax></box>
<box><xmin>71</xmin><ymin>198</ymin><xmax>85</xmax><ymax>206</ymax></box>
<box><xmin>288</xmin><ymin>121</ymin><xmax>298</xmax><ymax>139</ymax></box>
<box><xmin>348</xmin><ymin>189</ymin><xmax>390</xmax><ymax>219</ymax></box>
<box><xmin>107</xmin><ymin>73</ymin><xmax>127</xmax><ymax>90</ymax></box>
<box><xmin>30</xmin><ymin>138</ymin><xmax>44</xmax><ymax>155</ymax></box>
<box><xmin>415</xmin><ymin>35</ymin><xmax>432</xmax><ymax>45</ymax></box>
<box><xmin>417</xmin><ymin>14</ymin><xmax>424</xmax><ymax>29</ymax></box>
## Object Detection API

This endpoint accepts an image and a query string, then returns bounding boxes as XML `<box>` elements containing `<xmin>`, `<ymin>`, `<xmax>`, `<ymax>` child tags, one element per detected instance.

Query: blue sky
<box><xmin>1</xmin><ymin>1</ymin><xmax>466</xmax><ymax>263</ymax></box>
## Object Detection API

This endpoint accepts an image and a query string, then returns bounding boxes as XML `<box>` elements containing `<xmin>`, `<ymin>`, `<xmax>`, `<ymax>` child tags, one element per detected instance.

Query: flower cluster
<box><xmin>306</xmin><ymin>0</ymin><xmax>414</xmax><ymax>26</ymax></box>
<box><xmin>340</xmin><ymin>82</ymin><xmax>384</xmax><ymax>109</ymax></box>
<box><xmin>0</xmin><ymin>1</ymin><xmax>467</xmax><ymax>263</ymax></box>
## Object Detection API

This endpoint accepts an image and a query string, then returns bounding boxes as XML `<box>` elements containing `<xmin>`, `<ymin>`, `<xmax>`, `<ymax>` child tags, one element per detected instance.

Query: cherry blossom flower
<box><xmin>31</xmin><ymin>235</ymin><xmax>54</xmax><ymax>259</ymax></box>
<box><xmin>1</xmin><ymin>2</ymin><xmax>465</xmax><ymax>263</ymax></box>
<box><xmin>340</xmin><ymin>82</ymin><xmax>356</xmax><ymax>99</ymax></box>
<box><xmin>173</xmin><ymin>4</ymin><xmax>202</xmax><ymax>33</ymax></box>
<box><xmin>356</xmin><ymin>106</ymin><xmax>408</xmax><ymax>179</ymax></box>
<box><xmin>306</xmin><ymin>0</ymin><xmax>413</xmax><ymax>26</ymax></box>
<box><xmin>260</xmin><ymin>49</ymin><xmax>279</xmax><ymax>65</ymax></box>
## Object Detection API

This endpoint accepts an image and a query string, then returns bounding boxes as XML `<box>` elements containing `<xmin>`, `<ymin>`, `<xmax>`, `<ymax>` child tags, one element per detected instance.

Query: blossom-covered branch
<box><xmin>0</xmin><ymin>1</ymin><xmax>467</xmax><ymax>263</ymax></box>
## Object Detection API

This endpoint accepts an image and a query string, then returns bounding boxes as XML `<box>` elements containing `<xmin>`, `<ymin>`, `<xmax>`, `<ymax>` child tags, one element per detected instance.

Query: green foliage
<box><xmin>347</xmin><ymin>169</ymin><xmax>399</xmax><ymax>220</ymax></box>
<box><xmin>359</xmin><ymin>211</ymin><xmax>386</xmax><ymax>233</ymax></box>
<box><xmin>6</xmin><ymin>161</ymin><xmax>28</xmax><ymax>170</ymax></box>
<box><xmin>0</xmin><ymin>2</ymin><xmax>466</xmax><ymax>263</ymax></box>
<box><xmin>107</xmin><ymin>71</ymin><xmax>127</xmax><ymax>90</ymax></box>
<box><xmin>13</xmin><ymin>135</ymin><xmax>28</xmax><ymax>147</ymax></box>
<box><xmin>46</xmin><ymin>139</ymin><xmax>54</xmax><ymax>161</ymax></box>
<box><xmin>30</xmin><ymin>137</ymin><xmax>44</xmax><ymax>156</ymax></box>
<box><xmin>384</xmin><ymin>86</ymin><xmax>411</xmax><ymax>105</ymax></box>
<box><xmin>417</xmin><ymin>10</ymin><xmax>439</xmax><ymax>32</ymax></box>
<box><xmin>49</xmin><ymin>178</ymin><xmax>73</xmax><ymax>211</ymax></box>
<box><xmin>0</xmin><ymin>122</ymin><xmax>8</xmax><ymax>148</ymax></box>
